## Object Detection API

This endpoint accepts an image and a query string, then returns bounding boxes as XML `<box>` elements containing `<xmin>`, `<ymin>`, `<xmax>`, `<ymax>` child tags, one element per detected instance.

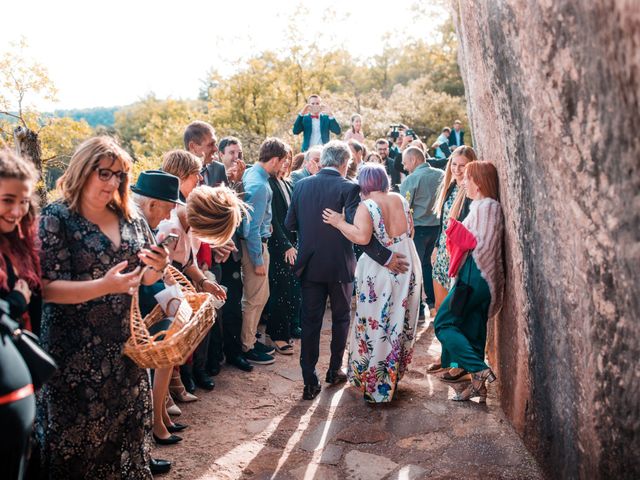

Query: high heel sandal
<box><xmin>169</xmin><ymin>369</ymin><xmax>198</xmax><ymax>403</ymax></box>
<box><xmin>452</xmin><ymin>368</ymin><xmax>496</xmax><ymax>402</ymax></box>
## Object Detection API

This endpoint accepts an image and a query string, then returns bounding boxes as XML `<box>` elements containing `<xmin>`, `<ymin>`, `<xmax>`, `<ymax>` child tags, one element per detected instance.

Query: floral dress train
<box><xmin>347</xmin><ymin>198</ymin><xmax>422</xmax><ymax>403</ymax></box>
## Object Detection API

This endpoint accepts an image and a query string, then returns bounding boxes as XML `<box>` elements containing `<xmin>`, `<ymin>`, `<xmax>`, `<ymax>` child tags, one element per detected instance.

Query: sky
<box><xmin>2</xmin><ymin>0</ymin><xmax>447</xmax><ymax>111</ymax></box>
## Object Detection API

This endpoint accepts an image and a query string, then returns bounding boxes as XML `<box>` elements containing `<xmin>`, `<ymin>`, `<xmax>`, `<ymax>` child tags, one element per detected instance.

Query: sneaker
<box><xmin>244</xmin><ymin>348</ymin><xmax>276</xmax><ymax>365</ymax></box>
<box><xmin>253</xmin><ymin>341</ymin><xmax>276</xmax><ymax>355</ymax></box>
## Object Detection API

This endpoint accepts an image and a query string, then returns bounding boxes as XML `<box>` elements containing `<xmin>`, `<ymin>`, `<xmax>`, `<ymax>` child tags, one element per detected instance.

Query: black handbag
<box><xmin>449</xmin><ymin>256</ymin><xmax>474</xmax><ymax>317</ymax></box>
<box><xmin>0</xmin><ymin>301</ymin><xmax>58</xmax><ymax>390</ymax></box>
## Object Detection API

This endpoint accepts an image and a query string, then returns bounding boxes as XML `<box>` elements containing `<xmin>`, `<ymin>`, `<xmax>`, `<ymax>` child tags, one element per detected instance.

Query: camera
<box><xmin>388</xmin><ymin>124</ymin><xmax>402</xmax><ymax>142</ymax></box>
<box><xmin>405</xmin><ymin>129</ymin><xmax>416</xmax><ymax>139</ymax></box>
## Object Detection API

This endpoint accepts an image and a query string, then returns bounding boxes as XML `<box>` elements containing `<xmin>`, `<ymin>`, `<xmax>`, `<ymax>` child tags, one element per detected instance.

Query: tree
<box><xmin>114</xmin><ymin>95</ymin><xmax>206</xmax><ymax>177</ymax></box>
<box><xmin>0</xmin><ymin>39</ymin><xmax>93</xmax><ymax>199</ymax></box>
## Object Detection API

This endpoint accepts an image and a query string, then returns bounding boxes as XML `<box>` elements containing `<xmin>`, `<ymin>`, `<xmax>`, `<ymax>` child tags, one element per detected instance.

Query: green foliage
<box><xmin>0</xmin><ymin>39</ymin><xmax>95</xmax><ymax>192</ymax></box>
<box><xmin>0</xmin><ymin>38</ymin><xmax>58</xmax><ymax>117</ymax></box>
<box><xmin>114</xmin><ymin>95</ymin><xmax>206</xmax><ymax>179</ymax></box>
<box><xmin>52</xmin><ymin>107</ymin><xmax>118</xmax><ymax>128</ymax></box>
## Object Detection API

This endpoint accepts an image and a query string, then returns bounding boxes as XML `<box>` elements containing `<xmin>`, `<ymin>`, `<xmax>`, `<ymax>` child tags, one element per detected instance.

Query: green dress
<box><xmin>434</xmin><ymin>256</ymin><xmax>491</xmax><ymax>372</ymax></box>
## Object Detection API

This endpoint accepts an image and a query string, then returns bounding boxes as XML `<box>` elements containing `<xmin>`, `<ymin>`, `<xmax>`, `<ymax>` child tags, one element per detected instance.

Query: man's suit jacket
<box><xmin>285</xmin><ymin>169</ymin><xmax>392</xmax><ymax>283</ymax></box>
<box><xmin>292</xmin><ymin>114</ymin><xmax>341</xmax><ymax>152</ymax></box>
<box><xmin>202</xmin><ymin>161</ymin><xmax>228</xmax><ymax>187</ymax></box>
<box><xmin>289</xmin><ymin>167</ymin><xmax>311</xmax><ymax>187</ymax></box>
<box><xmin>448</xmin><ymin>129</ymin><xmax>465</xmax><ymax>148</ymax></box>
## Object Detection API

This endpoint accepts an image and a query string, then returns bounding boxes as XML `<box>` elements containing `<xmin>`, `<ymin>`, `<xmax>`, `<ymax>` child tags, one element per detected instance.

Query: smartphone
<box><xmin>158</xmin><ymin>233</ymin><xmax>179</xmax><ymax>248</ymax></box>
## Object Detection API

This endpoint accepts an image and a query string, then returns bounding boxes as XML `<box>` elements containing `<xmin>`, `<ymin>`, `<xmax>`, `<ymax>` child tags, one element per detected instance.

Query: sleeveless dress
<box><xmin>347</xmin><ymin>197</ymin><xmax>422</xmax><ymax>403</ymax></box>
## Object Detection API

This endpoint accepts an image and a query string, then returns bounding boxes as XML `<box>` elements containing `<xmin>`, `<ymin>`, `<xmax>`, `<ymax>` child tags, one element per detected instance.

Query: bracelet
<box><xmin>196</xmin><ymin>278</ymin><xmax>208</xmax><ymax>291</ymax></box>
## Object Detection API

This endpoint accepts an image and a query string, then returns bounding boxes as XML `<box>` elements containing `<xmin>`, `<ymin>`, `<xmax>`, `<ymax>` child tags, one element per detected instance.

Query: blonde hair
<box><xmin>186</xmin><ymin>185</ymin><xmax>249</xmax><ymax>246</ymax></box>
<box><xmin>434</xmin><ymin>145</ymin><xmax>478</xmax><ymax>219</ymax></box>
<box><xmin>161</xmin><ymin>150</ymin><xmax>202</xmax><ymax>180</ymax></box>
<box><xmin>57</xmin><ymin>136</ymin><xmax>135</xmax><ymax>220</ymax></box>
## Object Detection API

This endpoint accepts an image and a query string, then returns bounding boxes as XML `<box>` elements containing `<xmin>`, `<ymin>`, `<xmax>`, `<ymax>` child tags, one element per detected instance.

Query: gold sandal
<box><xmin>452</xmin><ymin>368</ymin><xmax>496</xmax><ymax>402</ymax></box>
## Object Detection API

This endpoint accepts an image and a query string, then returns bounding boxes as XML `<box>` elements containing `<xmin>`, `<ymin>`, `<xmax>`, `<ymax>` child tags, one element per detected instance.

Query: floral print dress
<box><xmin>347</xmin><ymin>198</ymin><xmax>422</xmax><ymax>403</ymax></box>
<box><xmin>432</xmin><ymin>184</ymin><xmax>459</xmax><ymax>289</ymax></box>
<box><xmin>36</xmin><ymin>202</ymin><xmax>152</xmax><ymax>479</ymax></box>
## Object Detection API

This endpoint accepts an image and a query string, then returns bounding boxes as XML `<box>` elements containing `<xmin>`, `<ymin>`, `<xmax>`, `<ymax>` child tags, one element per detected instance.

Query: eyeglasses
<box><xmin>96</xmin><ymin>168</ymin><xmax>128</xmax><ymax>183</ymax></box>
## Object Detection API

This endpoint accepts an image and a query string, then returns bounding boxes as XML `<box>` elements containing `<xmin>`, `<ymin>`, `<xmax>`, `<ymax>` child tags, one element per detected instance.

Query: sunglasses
<box><xmin>96</xmin><ymin>168</ymin><xmax>128</xmax><ymax>183</ymax></box>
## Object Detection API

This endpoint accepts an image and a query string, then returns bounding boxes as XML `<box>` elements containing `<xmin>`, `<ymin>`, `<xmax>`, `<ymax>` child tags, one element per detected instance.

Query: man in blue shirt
<box><xmin>240</xmin><ymin>138</ymin><xmax>290</xmax><ymax>365</ymax></box>
<box><xmin>292</xmin><ymin>94</ymin><xmax>341</xmax><ymax>152</ymax></box>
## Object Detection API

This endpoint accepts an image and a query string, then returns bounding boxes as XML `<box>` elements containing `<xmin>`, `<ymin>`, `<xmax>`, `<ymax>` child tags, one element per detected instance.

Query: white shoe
<box><xmin>166</xmin><ymin>396</ymin><xmax>182</xmax><ymax>416</ymax></box>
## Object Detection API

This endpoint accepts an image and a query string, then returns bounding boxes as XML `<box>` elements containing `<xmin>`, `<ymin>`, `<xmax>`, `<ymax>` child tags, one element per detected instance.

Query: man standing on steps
<box><xmin>292</xmin><ymin>94</ymin><xmax>341</xmax><ymax>152</ymax></box>
<box><xmin>285</xmin><ymin>141</ymin><xmax>410</xmax><ymax>400</ymax></box>
<box><xmin>240</xmin><ymin>137</ymin><xmax>290</xmax><ymax>365</ymax></box>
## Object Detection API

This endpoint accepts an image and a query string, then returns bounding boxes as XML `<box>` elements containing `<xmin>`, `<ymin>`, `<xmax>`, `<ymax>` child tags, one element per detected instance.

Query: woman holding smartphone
<box><xmin>37</xmin><ymin>137</ymin><xmax>169</xmax><ymax>478</ymax></box>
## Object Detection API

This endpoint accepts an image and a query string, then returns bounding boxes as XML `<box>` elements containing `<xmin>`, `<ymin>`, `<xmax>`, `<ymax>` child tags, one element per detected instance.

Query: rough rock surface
<box><xmin>452</xmin><ymin>1</ymin><xmax>640</xmax><ymax>478</ymax></box>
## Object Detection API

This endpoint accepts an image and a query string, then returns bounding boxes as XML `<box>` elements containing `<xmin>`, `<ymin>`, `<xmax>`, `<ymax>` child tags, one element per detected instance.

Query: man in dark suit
<box><xmin>285</xmin><ymin>141</ymin><xmax>410</xmax><ymax>400</ymax></box>
<box><xmin>292</xmin><ymin>94</ymin><xmax>341</xmax><ymax>152</ymax></box>
<box><xmin>448</xmin><ymin>119</ymin><xmax>465</xmax><ymax>148</ymax></box>
<box><xmin>199</xmin><ymin>136</ymin><xmax>253</xmax><ymax>374</ymax></box>
<box><xmin>375</xmin><ymin>138</ymin><xmax>402</xmax><ymax>192</ymax></box>
<box><xmin>184</xmin><ymin>120</ymin><xmax>228</xmax><ymax>187</ymax></box>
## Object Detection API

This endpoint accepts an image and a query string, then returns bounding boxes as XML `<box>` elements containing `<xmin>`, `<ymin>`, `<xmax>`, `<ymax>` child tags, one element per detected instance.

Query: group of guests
<box><xmin>0</xmin><ymin>97</ymin><xmax>504</xmax><ymax>479</ymax></box>
<box><xmin>290</xmin><ymin>95</ymin><xmax>503</xmax><ymax>404</ymax></box>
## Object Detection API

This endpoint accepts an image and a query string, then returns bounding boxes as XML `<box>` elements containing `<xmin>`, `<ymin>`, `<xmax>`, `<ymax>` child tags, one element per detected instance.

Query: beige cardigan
<box><xmin>462</xmin><ymin>197</ymin><xmax>505</xmax><ymax>317</ymax></box>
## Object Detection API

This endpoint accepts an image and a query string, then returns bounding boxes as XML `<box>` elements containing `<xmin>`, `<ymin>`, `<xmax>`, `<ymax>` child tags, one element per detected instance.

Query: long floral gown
<box><xmin>347</xmin><ymin>198</ymin><xmax>422</xmax><ymax>403</ymax></box>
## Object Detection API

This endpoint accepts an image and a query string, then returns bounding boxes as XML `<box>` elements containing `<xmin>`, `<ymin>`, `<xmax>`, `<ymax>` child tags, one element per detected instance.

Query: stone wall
<box><xmin>452</xmin><ymin>1</ymin><xmax>639</xmax><ymax>478</ymax></box>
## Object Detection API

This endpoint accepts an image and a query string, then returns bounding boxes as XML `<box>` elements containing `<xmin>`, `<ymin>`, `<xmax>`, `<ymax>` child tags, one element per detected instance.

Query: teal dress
<box><xmin>434</xmin><ymin>255</ymin><xmax>491</xmax><ymax>372</ymax></box>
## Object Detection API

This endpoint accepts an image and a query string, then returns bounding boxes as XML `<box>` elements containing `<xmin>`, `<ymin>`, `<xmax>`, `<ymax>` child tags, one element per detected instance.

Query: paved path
<box><xmin>153</xmin><ymin>310</ymin><xmax>543</xmax><ymax>479</ymax></box>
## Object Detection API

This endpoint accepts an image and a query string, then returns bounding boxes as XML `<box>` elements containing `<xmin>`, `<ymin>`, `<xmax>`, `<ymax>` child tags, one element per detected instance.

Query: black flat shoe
<box><xmin>325</xmin><ymin>369</ymin><xmax>347</xmax><ymax>385</ymax></box>
<box><xmin>153</xmin><ymin>433</ymin><xmax>183</xmax><ymax>445</ymax></box>
<box><xmin>302</xmin><ymin>384</ymin><xmax>322</xmax><ymax>400</ymax></box>
<box><xmin>167</xmin><ymin>422</ymin><xmax>188</xmax><ymax>433</ymax></box>
<box><xmin>228</xmin><ymin>354</ymin><xmax>254</xmax><ymax>372</ymax></box>
<box><xmin>150</xmin><ymin>458</ymin><xmax>172</xmax><ymax>475</ymax></box>
<box><xmin>181</xmin><ymin>374</ymin><xmax>196</xmax><ymax>394</ymax></box>
<box><xmin>193</xmin><ymin>371</ymin><xmax>215</xmax><ymax>391</ymax></box>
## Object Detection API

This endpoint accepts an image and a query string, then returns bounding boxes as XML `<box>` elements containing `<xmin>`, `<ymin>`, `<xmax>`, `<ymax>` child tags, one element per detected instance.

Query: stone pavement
<box><xmin>156</xmin><ymin>310</ymin><xmax>543</xmax><ymax>479</ymax></box>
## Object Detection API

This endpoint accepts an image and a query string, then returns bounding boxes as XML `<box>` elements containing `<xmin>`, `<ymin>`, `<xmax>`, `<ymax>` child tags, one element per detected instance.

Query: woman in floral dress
<box><xmin>37</xmin><ymin>137</ymin><xmax>169</xmax><ymax>479</ymax></box>
<box><xmin>323</xmin><ymin>164</ymin><xmax>421</xmax><ymax>403</ymax></box>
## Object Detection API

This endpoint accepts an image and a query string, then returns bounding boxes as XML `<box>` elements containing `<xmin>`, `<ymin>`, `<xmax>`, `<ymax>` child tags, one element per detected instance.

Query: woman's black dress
<box><xmin>266</xmin><ymin>177</ymin><xmax>301</xmax><ymax>342</ymax></box>
<box><xmin>36</xmin><ymin>202</ymin><xmax>152</xmax><ymax>479</ymax></box>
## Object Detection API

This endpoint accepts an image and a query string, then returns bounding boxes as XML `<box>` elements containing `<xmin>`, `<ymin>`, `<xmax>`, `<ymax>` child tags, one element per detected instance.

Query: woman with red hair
<box><xmin>434</xmin><ymin>161</ymin><xmax>505</xmax><ymax>402</ymax></box>
<box><xmin>0</xmin><ymin>151</ymin><xmax>41</xmax><ymax>333</ymax></box>
<box><xmin>0</xmin><ymin>149</ymin><xmax>40</xmax><ymax>479</ymax></box>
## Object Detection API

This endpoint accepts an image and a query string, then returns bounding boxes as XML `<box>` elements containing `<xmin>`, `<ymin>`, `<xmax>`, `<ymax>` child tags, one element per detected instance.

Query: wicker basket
<box><xmin>124</xmin><ymin>266</ymin><xmax>216</xmax><ymax>369</ymax></box>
